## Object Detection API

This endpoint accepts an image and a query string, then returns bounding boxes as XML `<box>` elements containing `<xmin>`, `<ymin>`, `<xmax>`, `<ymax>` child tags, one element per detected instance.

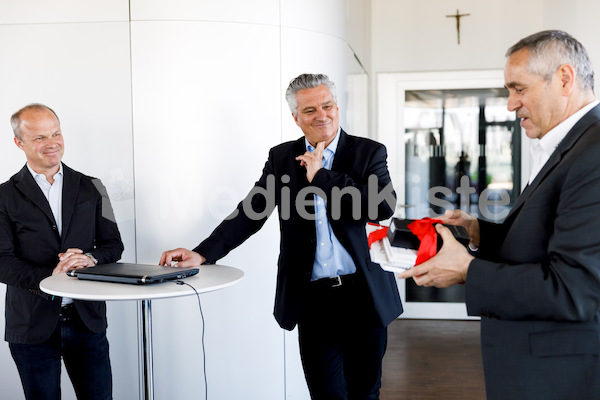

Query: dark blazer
<box><xmin>195</xmin><ymin>130</ymin><xmax>403</xmax><ymax>330</ymax></box>
<box><xmin>466</xmin><ymin>104</ymin><xmax>600</xmax><ymax>399</ymax></box>
<box><xmin>0</xmin><ymin>163</ymin><xmax>124</xmax><ymax>344</ymax></box>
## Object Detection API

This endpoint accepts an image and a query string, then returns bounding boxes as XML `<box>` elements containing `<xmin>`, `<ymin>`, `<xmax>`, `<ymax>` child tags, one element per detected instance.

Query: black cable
<box><xmin>175</xmin><ymin>280</ymin><xmax>207</xmax><ymax>400</ymax></box>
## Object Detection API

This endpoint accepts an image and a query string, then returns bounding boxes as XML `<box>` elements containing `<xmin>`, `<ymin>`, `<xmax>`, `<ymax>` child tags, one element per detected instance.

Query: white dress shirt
<box><xmin>27</xmin><ymin>163</ymin><xmax>72</xmax><ymax>306</ymax></box>
<box><xmin>528</xmin><ymin>100</ymin><xmax>600</xmax><ymax>184</ymax></box>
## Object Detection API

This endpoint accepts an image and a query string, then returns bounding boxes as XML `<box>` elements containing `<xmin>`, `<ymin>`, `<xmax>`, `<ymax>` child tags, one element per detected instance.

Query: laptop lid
<box><xmin>67</xmin><ymin>263</ymin><xmax>200</xmax><ymax>285</ymax></box>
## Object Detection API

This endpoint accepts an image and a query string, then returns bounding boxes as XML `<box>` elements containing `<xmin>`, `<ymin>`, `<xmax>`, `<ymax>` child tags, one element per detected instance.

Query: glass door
<box><xmin>378</xmin><ymin>71</ymin><xmax>528</xmax><ymax>319</ymax></box>
<box><xmin>403</xmin><ymin>88</ymin><xmax>520</xmax><ymax>304</ymax></box>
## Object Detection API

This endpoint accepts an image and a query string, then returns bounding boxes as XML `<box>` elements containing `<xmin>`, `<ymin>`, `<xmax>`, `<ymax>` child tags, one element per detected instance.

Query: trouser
<box><xmin>298</xmin><ymin>273</ymin><xmax>388</xmax><ymax>400</ymax></box>
<box><xmin>10</xmin><ymin>303</ymin><xmax>112</xmax><ymax>400</ymax></box>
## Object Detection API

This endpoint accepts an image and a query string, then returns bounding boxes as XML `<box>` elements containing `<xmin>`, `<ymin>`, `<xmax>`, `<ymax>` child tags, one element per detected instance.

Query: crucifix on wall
<box><xmin>446</xmin><ymin>9</ymin><xmax>470</xmax><ymax>44</ymax></box>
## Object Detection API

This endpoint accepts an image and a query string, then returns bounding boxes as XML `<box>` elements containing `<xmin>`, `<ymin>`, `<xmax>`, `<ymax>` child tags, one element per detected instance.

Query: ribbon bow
<box><xmin>408</xmin><ymin>218</ymin><xmax>442</xmax><ymax>265</ymax></box>
<box><xmin>367</xmin><ymin>223</ymin><xmax>389</xmax><ymax>249</ymax></box>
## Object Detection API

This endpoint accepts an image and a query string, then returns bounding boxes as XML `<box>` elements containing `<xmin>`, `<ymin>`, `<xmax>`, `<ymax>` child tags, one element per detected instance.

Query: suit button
<box><xmin>52</xmin><ymin>225</ymin><xmax>58</xmax><ymax>231</ymax></box>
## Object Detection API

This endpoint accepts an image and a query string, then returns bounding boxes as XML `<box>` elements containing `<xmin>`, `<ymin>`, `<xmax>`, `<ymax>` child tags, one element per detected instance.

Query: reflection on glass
<box><xmin>404</xmin><ymin>88</ymin><xmax>520</xmax><ymax>223</ymax></box>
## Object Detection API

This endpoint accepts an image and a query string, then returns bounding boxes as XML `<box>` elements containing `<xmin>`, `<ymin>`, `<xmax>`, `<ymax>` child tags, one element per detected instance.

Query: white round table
<box><xmin>40</xmin><ymin>264</ymin><xmax>243</xmax><ymax>400</ymax></box>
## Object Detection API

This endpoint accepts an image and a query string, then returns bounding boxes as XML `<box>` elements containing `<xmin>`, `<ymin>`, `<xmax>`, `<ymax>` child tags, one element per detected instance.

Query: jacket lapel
<box><xmin>292</xmin><ymin>137</ymin><xmax>315</xmax><ymax>218</ymax></box>
<box><xmin>13</xmin><ymin>165</ymin><xmax>56</xmax><ymax>225</ymax></box>
<box><xmin>507</xmin><ymin>104</ymin><xmax>600</xmax><ymax>219</ymax></box>
<box><xmin>293</xmin><ymin>137</ymin><xmax>311</xmax><ymax>183</ymax></box>
<box><xmin>60</xmin><ymin>164</ymin><xmax>80</xmax><ymax>242</ymax></box>
<box><xmin>331</xmin><ymin>129</ymin><xmax>350</xmax><ymax>172</ymax></box>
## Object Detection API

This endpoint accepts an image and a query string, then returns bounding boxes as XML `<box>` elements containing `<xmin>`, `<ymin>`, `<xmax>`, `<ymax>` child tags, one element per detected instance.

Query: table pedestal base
<box><xmin>138</xmin><ymin>299</ymin><xmax>154</xmax><ymax>400</ymax></box>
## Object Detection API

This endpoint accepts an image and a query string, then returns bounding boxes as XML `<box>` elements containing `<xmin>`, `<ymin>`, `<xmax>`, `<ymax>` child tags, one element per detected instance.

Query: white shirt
<box><xmin>27</xmin><ymin>163</ymin><xmax>63</xmax><ymax>235</ymax></box>
<box><xmin>27</xmin><ymin>163</ymin><xmax>72</xmax><ymax>305</ymax></box>
<box><xmin>528</xmin><ymin>100</ymin><xmax>600</xmax><ymax>184</ymax></box>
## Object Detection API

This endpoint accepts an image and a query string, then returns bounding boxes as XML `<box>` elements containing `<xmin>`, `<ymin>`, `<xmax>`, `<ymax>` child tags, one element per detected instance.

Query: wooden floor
<box><xmin>380</xmin><ymin>319</ymin><xmax>486</xmax><ymax>400</ymax></box>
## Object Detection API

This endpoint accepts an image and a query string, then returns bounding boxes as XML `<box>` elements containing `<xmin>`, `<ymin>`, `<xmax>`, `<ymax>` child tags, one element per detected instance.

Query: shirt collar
<box><xmin>535</xmin><ymin>100</ymin><xmax>600</xmax><ymax>156</ymax></box>
<box><xmin>304</xmin><ymin>126</ymin><xmax>342</xmax><ymax>157</ymax></box>
<box><xmin>27</xmin><ymin>162</ymin><xmax>64</xmax><ymax>181</ymax></box>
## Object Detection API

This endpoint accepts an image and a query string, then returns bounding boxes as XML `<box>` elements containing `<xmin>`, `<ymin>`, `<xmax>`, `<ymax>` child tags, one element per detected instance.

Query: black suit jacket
<box><xmin>195</xmin><ymin>130</ymin><xmax>402</xmax><ymax>330</ymax></box>
<box><xmin>0</xmin><ymin>163</ymin><xmax>124</xmax><ymax>344</ymax></box>
<box><xmin>466</xmin><ymin>104</ymin><xmax>600</xmax><ymax>399</ymax></box>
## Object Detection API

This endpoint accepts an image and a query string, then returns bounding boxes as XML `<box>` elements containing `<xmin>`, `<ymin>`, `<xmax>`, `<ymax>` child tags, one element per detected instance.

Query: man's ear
<box><xmin>557</xmin><ymin>63</ymin><xmax>576</xmax><ymax>95</ymax></box>
<box><xmin>14</xmin><ymin>136</ymin><xmax>24</xmax><ymax>151</ymax></box>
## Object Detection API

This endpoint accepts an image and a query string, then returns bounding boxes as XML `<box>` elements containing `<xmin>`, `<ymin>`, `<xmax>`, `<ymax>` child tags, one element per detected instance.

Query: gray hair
<box><xmin>285</xmin><ymin>74</ymin><xmax>337</xmax><ymax>116</ymax></box>
<box><xmin>506</xmin><ymin>30</ymin><xmax>595</xmax><ymax>92</ymax></box>
<box><xmin>11</xmin><ymin>103</ymin><xmax>60</xmax><ymax>140</ymax></box>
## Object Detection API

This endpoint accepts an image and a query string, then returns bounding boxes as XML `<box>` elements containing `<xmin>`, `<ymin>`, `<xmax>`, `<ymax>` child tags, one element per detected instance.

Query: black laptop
<box><xmin>67</xmin><ymin>263</ymin><xmax>200</xmax><ymax>285</ymax></box>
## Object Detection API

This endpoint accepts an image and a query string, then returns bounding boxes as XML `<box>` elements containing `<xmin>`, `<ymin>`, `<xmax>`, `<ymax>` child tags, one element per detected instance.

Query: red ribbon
<box><xmin>408</xmin><ymin>218</ymin><xmax>442</xmax><ymax>265</ymax></box>
<box><xmin>367</xmin><ymin>223</ymin><xmax>388</xmax><ymax>249</ymax></box>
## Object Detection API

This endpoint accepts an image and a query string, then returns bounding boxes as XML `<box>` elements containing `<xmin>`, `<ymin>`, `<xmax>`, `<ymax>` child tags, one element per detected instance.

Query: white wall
<box><xmin>371</xmin><ymin>0</ymin><xmax>600</xmax><ymax>195</ymax></box>
<box><xmin>372</xmin><ymin>0</ymin><xmax>544</xmax><ymax>73</ymax></box>
<box><xmin>371</xmin><ymin>0</ymin><xmax>600</xmax><ymax>210</ymax></box>
<box><xmin>0</xmin><ymin>1</ymin><xmax>365</xmax><ymax>399</ymax></box>
<box><xmin>129</xmin><ymin>4</ymin><xmax>284</xmax><ymax>399</ymax></box>
<box><xmin>542</xmin><ymin>0</ymin><xmax>600</xmax><ymax>96</ymax></box>
<box><xmin>0</xmin><ymin>2</ymin><xmax>136</xmax><ymax>399</ymax></box>
<box><xmin>371</xmin><ymin>0</ymin><xmax>600</xmax><ymax>131</ymax></box>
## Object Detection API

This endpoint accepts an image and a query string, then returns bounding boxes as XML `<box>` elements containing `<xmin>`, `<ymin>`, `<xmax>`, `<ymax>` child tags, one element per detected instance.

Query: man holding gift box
<box><xmin>400</xmin><ymin>30</ymin><xmax>600</xmax><ymax>400</ymax></box>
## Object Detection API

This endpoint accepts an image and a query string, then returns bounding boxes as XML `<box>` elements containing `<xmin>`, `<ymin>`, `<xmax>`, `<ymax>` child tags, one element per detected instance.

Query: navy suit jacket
<box><xmin>0</xmin><ymin>163</ymin><xmax>124</xmax><ymax>344</ymax></box>
<box><xmin>195</xmin><ymin>130</ymin><xmax>403</xmax><ymax>330</ymax></box>
<box><xmin>466</xmin><ymin>104</ymin><xmax>600</xmax><ymax>399</ymax></box>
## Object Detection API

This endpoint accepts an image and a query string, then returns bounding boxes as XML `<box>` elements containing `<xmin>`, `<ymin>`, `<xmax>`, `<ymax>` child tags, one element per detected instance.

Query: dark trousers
<box><xmin>9</xmin><ymin>303</ymin><xmax>112</xmax><ymax>400</ymax></box>
<box><xmin>298</xmin><ymin>274</ymin><xmax>388</xmax><ymax>400</ymax></box>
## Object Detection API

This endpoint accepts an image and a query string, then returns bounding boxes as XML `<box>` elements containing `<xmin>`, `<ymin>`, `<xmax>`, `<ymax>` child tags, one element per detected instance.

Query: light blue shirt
<box><xmin>305</xmin><ymin>128</ymin><xmax>357</xmax><ymax>281</ymax></box>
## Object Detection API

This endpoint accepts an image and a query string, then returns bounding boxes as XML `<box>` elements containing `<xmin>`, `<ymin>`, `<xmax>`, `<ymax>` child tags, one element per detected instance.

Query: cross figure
<box><xmin>446</xmin><ymin>9</ymin><xmax>470</xmax><ymax>44</ymax></box>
